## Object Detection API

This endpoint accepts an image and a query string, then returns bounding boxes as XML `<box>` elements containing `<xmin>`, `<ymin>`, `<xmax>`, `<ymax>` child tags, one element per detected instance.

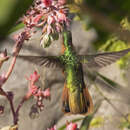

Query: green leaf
<box><xmin>80</xmin><ymin>101</ymin><xmax>102</xmax><ymax>130</ymax></box>
<box><xmin>67</xmin><ymin>4</ymin><xmax>81</xmax><ymax>13</ymax></box>
<box><xmin>119</xmin><ymin>113</ymin><xmax>130</xmax><ymax>129</ymax></box>
<box><xmin>80</xmin><ymin>115</ymin><xmax>93</xmax><ymax>130</ymax></box>
<box><xmin>7</xmin><ymin>22</ymin><xmax>25</xmax><ymax>34</ymax></box>
<box><xmin>90</xmin><ymin>116</ymin><xmax>104</xmax><ymax>128</ymax></box>
<box><xmin>121</xmin><ymin>17</ymin><xmax>130</xmax><ymax>31</ymax></box>
<box><xmin>120</xmin><ymin>121</ymin><xmax>130</xmax><ymax>129</ymax></box>
<box><xmin>96</xmin><ymin>72</ymin><xmax>120</xmax><ymax>88</ymax></box>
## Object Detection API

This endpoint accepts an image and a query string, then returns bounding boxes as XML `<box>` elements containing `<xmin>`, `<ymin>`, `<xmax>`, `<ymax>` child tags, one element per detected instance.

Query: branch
<box><xmin>94</xmin><ymin>84</ymin><xmax>129</xmax><ymax>122</ymax></box>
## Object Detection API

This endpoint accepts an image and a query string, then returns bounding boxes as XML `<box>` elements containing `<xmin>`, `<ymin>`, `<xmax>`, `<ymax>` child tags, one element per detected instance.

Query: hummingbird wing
<box><xmin>79</xmin><ymin>48</ymin><xmax>130</xmax><ymax>68</ymax></box>
<box><xmin>17</xmin><ymin>55</ymin><xmax>63</xmax><ymax>68</ymax></box>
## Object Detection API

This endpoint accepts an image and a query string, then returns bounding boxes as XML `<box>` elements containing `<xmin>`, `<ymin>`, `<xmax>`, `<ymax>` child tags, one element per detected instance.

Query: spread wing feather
<box><xmin>17</xmin><ymin>55</ymin><xmax>63</xmax><ymax>68</ymax></box>
<box><xmin>79</xmin><ymin>48</ymin><xmax>130</xmax><ymax>68</ymax></box>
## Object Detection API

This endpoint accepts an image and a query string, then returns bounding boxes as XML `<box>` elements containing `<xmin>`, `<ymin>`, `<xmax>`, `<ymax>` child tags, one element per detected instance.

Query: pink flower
<box><xmin>22</xmin><ymin>0</ymin><xmax>70</xmax><ymax>47</ymax></box>
<box><xmin>56</xmin><ymin>10</ymin><xmax>67</xmax><ymax>22</ymax></box>
<box><xmin>33</xmin><ymin>14</ymin><xmax>43</xmax><ymax>24</ymax></box>
<box><xmin>34</xmin><ymin>88</ymin><xmax>50</xmax><ymax>99</ymax></box>
<box><xmin>55</xmin><ymin>22</ymin><xmax>62</xmax><ymax>32</ymax></box>
<box><xmin>58</xmin><ymin>0</ymin><xmax>66</xmax><ymax>5</ymax></box>
<box><xmin>42</xmin><ymin>88</ymin><xmax>50</xmax><ymax>98</ymax></box>
<box><xmin>25</xmin><ymin>71</ymin><xmax>40</xmax><ymax>99</ymax></box>
<box><xmin>42</xmin><ymin>0</ymin><xmax>52</xmax><ymax>7</ymax></box>
<box><xmin>47</xmin><ymin>16</ymin><xmax>55</xmax><ymax>25</ymax></box>
<box><xmin>47</xmin><ymin>125</ymin><xmax>57</xmax><ymax>130</ymax></box>
<box><xmin>25</xmin><ymin>84</ymin><xmax>38</xmax><ymax>99</ymax></box>
<box><xmin>25</xmin><ymin>71</ymin><xmax>51</xmax><ymax>107</ymax></box>
<box><xmin>35</xmin><ymin>89</ymin><xmax>43</xmax><ymax>97</ymax></box>
<box><xmin>27</xmin><ymin>71</ymin><xmax>40</xmax><ymax>84</ymax></box>
<box><xmin>66</xmin><ymin>122</ymin><xmax>78</xmax><ymax>130</ymax></box>
<box><xmin>47</xmin><ymin>25</ymin><xmax>53</xmax><ymax>34</ymax></box>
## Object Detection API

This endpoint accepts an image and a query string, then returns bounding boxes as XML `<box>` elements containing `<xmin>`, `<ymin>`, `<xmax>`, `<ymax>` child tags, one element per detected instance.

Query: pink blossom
<box><xmin>13</xmin><ymin>34</ymin><xmax>19</xmax><ymax>41</ymax></box>
<box><xmin>25</xmin><ymin>84</ymin><xmax>38</xmax><ymax>99</ymax></box>
<box><xmin>25</xmin><ymin>71</ymin><xmax>51</xmax><ymax>104</ymax></box>
<box><xmin>56</xmin><ymin>10</ymin><xmax>67</xmax><ymax>22</ymax></box>
<box><xmin>55</xmin><ymin>22</ymin><xmax>62</xmax><ymax>32</ymax></box>
<box><xmin>13</xmin><ymin>29</ymin><xmax>31</xmax><ymax>45</ymax></box>
<box><xmin>12</xmin><ymin>29</ymin><xmax>32</xmax><ymax>56</ymax></box>
<box><xmin>42</xmin><ymin>88</ymin><xmax>50</xmax><ymax>98</ymax></box>
<box><xmin>58</xmin><ymin>0</ymin><xmax>66</xmax><ymax>5</ymax></box>
<box><xmin>66</xmin><ymin>123</ymin><xmax>78</xmax><ymax>130</ymax></box>
<box><xmin>27</xmin><ymin>71</ymin><xmax>40</xmax><ymax>84</ymax></box>
<box><xmin>42</xmin><ymin>0</ymin><xmax>52</xmax><ymax>7</ymax></box>
<box><xmin>47</xmin><ymin>125</ymin><xmax>57</xmax><ymax>130</ymax></box>
<box><xmin>35</xmin><ymin>89</ymin><xmax>43</xmax><ymax>97</ymax></box>
<box><xmin>25</xmin><ymin>71</ymin><xmax>40</xmax><ymax>99</ymax></box>
<box><xmin>23</xmin><ymin>16</ymin><xmax>35</xmax><ymax>28</ymax></box>
<box><xmin>34</xmin><ymin>88</ymin><xmax>50</xmax><ymax>99</ymax></box>
<box><xmin>33</xmin><ymin>14</ymin><xmax>43</xmax><ymax>24</ymax></box>
<box><xmin>47</xmin><ymin>16</ymin><xmax>55</xmax><ymax>25</ymax></box>
<box><xmin>22</xmin><ymin>0</ymin><xmax>70</xmax><ymax>47</ymax></box>
<box><xmin>47</xmin><ymin>25</ymin><xmax>53</xmax><ymax>34</ymax></box>
<box><xmin>30</xmin><ymin>85</ymin><xmax>38</xmax><ymax>95</ymax></box>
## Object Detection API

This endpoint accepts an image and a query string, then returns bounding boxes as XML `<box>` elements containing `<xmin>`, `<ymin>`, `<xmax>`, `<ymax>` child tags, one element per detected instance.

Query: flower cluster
<box><xmin>47</xmin><ymin>125</ymin><xmax>57</xmax><ymax>130</ymax></box>
<box><xmin>23</xmin><ymin>0</ymin><xmax>70</xmax><ymax>47</ymax></box>
<box><xmin>47</xmin><ymin>122</ymin><xmax>78</xmax><ymax>130</ymax></box>
<box><xmin>66</xmin><ymin>122</ymin><xmax>78</xmax><ymax>130</ymax></box>
<box><xmin>12</xmin><ymin>29</ymin><xmax>32</xmax><ymax>56</ymax></box>
<box><xmin>26</xmin><ymin>71</ymin><xmax>50</xmax><ymax>111</ymax></box>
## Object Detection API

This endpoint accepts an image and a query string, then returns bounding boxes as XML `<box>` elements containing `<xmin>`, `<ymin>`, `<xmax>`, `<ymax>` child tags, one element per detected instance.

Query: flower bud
<box><xmin>40</xmin><ymin>34</ymin><xmax>53</xmax><ymax>48</ymax></box>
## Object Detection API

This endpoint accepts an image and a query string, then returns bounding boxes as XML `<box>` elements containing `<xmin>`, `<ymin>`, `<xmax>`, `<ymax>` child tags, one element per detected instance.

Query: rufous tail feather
<box><xmin>62</xmin><ymin>84</ymin><xmax>93</xmax><ymax>115</ymax></box>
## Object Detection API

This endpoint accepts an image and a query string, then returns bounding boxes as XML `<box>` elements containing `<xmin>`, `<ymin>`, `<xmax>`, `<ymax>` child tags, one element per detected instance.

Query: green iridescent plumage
<box><xmin>18</xmin><ymin>30</ymin><xmax>130</xmax><ymax>115</ymax></box>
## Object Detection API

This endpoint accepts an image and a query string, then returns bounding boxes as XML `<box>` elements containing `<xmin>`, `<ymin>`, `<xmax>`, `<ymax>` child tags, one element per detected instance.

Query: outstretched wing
<box><xmin>79</xmin><ymin>48</ymin><xmax>130</xmax><ymax>68</ymax></box>
<box><xmin>17</xmin><ymin>55</ymin><xmax>63</xmax><ymax>68</ymax></box>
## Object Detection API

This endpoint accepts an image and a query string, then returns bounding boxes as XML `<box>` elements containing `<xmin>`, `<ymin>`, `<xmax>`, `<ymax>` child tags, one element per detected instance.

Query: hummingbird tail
<box><xmin>62</xmin><ymin>84</ymin><xmax>93</xmax><ymax>115</ymax></box>
<box><xmin>62</xmin><ymin>84</ymin><xmax>70</xmax><ymax>113</ymax></box>
<box><xmin>83</xmin><ymin>86</ymin><xmax>94</xmax><ymax>115</ymax></box>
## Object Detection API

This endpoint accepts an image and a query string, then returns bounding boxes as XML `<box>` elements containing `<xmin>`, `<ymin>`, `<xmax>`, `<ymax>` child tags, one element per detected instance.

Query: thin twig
<box><xmin>15</xmin><ymin>97</ymin><xmax>27</xmax><ymax>123</ymax></box>
<box><xmin>5</xmin><ymin>56</ymin><xmax>16</xmax><ymax>81</ymax></box>
<box><xmin>7</xmin><ymin>95</ymin><xmax>16</xmax><ymax>125</ymax></box>
<box><xmin>94</xmin><ymin>84</ymin><xmax>129</xmax><ymax>122</ymax></box>
<box><xmin>0</xmin><ymin>88</ymin><xmax>16</xmax><ymax>124</ymax></box>
<box><xmin>0</xmin><ymin>30</ymin><xmax>28</xmax><ymax>127</ymax></box>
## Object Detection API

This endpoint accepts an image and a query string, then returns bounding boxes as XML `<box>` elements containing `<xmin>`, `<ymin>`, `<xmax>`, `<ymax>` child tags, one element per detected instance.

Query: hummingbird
<box><xmin>18</xmin><ymin>30</ymin><xmax>130</xmax><ymax>115</ymax></box>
